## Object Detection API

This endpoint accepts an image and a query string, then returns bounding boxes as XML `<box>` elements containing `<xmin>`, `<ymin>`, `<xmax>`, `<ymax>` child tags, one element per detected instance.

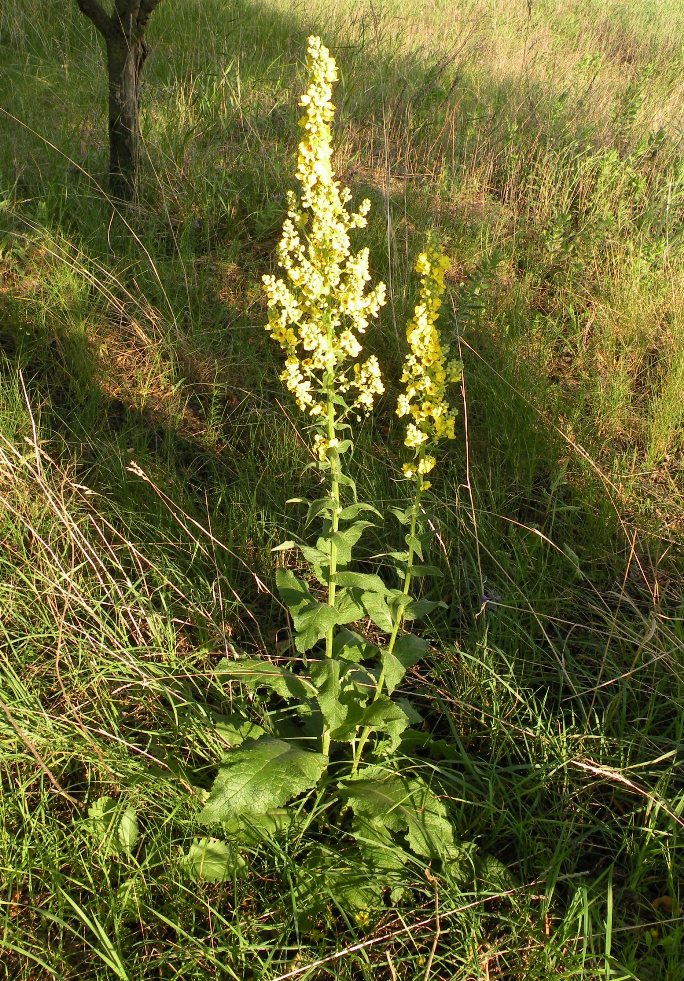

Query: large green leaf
<box><xmin>200</xmin><ymin>737</ymin><xmax>327</xmax><ymax>825</ymax></box>
<box><xmin>339</xmin><ymin>767</ymin><xmax>464</xmax><ymax>863</ymax></box>
<box><xmin>276</xmin><ymin>569</ymin><xmax>338</xmax><ymax>652</ymax></box>
<box><xmin>338</xmin><ymin>502</ymin><xmax>382</xmax><ymax>521</ymax></box>
<box><xmin>299</xmin><ymin>543</ymin><xmax>330</xmax><ymax>584</ymax></box>
<box><xmin>215</xmin><ymin>657</ymin><xmax>316</xmax><ymax>701</ymax></box>
<box><xmin>210</xmin><ymin>712</ymin><xmax>266</xmax><ymax>749</ymax></box>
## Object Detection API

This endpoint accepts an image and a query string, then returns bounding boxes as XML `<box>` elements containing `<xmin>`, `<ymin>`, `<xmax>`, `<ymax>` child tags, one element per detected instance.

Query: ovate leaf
<box><xmin>331</xmin><ymin>697</ymin><xmax>409</xmax><ymax>752</ymax></box>
<box><xmin>117</xmin><ymin>807</ymin><xmax>139</xmax><ymax>855</ymax></box>
<box><xmin>183</xmin><ymin>838</ymin><xmax>240</xmax><ymax>882</ymax></box>
<box><xmin>200</xmin><ymin>737</ymin><xmax>327</xmax><ymax>825</ymax></box>
<box><xmin>338</xmin><ymin>503</ymin><xmax>382</xmax><ymax>521</ymax></box>
<box><xmin>340</xmin><ymin>767</ymin><xmax>465</xmax><ymax>864</ymax></box>
<box><xmin>333</xmin><ymin>587</ymin><xmax>366</xmax><ymax>624</ymax></box>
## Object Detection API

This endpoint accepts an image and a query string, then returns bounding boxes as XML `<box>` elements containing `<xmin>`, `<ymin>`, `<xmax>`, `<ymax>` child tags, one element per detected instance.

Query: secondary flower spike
<box><xmin>262</xmin><ymin>36</ymin><xmax>386</xmax><ymax>417</ymax></box>
<box><xmin>397</xmin><ymin>243</ymin><xmax>462</xmax><ymax>488</ymax></box>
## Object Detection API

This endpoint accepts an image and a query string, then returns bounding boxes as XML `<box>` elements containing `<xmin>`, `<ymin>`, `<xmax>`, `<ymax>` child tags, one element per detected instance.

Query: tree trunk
<box><xmin>75</xmin><ymin>0</ymin><xmax>162</xmax><ymax>202</ymax></box>
<box><xmin>106</xmin><ymin>30</ymin><xmax>146</xmax><ymax>201</ymax></box>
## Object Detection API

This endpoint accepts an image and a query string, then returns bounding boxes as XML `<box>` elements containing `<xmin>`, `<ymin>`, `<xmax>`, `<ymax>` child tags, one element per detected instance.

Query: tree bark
<box><xmin>75</xmin><ymin>0</ymin><xmax>162</xmax><ymax>202</ymax></box>
<box><xmin>106</xmin><ymin>29</ymin><xmax>146</xmax><ymax>201</ymax></box>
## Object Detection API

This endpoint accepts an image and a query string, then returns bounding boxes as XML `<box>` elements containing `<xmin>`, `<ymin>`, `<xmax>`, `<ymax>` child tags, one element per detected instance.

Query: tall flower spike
<box><xmin>262</xmin><ymin>36</ymin><xmax>386</xmax><ymax>417</ymax></box>
<box><xmin>397</xmin><ymin>241</ymin><xmax>462</xmax><ymax>488</ymax></box>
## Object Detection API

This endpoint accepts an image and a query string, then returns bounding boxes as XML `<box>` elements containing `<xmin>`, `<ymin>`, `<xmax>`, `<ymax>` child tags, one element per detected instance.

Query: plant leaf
<box><xmin>311</xmin><ymin>658</ymin><xmax>347</xmax><ymax>732</ymax></box>
<box><xmin>339</xmin><ymin>767</ymin><xmax>464</xmax><ymax>862</ymax></box>
<box><xmin>338</xmin><ymin>502</ymin><xmax>382</xmax><ymax>521</ymax></box>
<box><xmin>331</xmin><ymin>697</ymin><xmax>409</xmax><ymax>751</ymax></box>
<box><xmin>276</xmin><ymin>569</ymin><xmax>339</xmax><ymax>652</ymax></box>
<box><xmin>359</xmin><ymin>589</ymin><xmax>394</xmax><ymax>633</ymax></box>
<box><xmin>199</xmin><ymin>737</ymin><xmax>327</xmax><ymax>825</ymax></box>
<box><xmin>333</xmin><ymin>587</ymin><xmax>366</xmax><ymax>624</ymax></box>
<box><xmin>183</xmin><ymin>838</ymin><xmax>240</xmax><ymax>882</ymax></box>
<box><xmin>403</xmin><ymin>598</ymin><xmax>447</xmax><ymax>621</ymax></box>
<box><xmin>215</xmin><ymin>657</ymin><xmax>316</xmax><ymax>701</ymax></box>
<box><xmin>322</xmin><ymin>520</ymin><xmax>374</xmax><ymax>567</ymax></box>
<box><xmin>332</xmin><ymin>628</ymin><xmax>376</xmax><ymax>663</ymax></box>
<box><xmin>117</xmin><ymin>807</ymin><xmax>138</xmax><ymax>855</ymax></box>
<box><xmin>381</xmin><ymin>634</ymin><xmax>428</xmax><ymax>695</ymax></box>
<box><xmin>305</xmin><ymin>496</ymin><xmax>335</xmax><ymax>527</ymax></box>
<box><xmin>335</xmin><ymin>571</ymin><xmax>387</xmax><ymax>592</ymax></box>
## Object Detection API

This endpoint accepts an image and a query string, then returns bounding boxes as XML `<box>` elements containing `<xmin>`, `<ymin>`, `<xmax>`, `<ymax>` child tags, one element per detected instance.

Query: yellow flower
<box><xmin>262</xmin><ymin>36</ymin><xmax>385</xmax><ymax>416</ymax></box>
<box><xmin>397</xmin><ymin>241</ymin><xmax>462</xmax><ymax>481</ymax></box>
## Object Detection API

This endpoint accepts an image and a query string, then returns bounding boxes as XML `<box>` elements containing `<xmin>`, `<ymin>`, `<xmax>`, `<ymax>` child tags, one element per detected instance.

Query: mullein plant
<box><xmin>195</xmin><ymin>37</ymin><xmax>471</xmax><ymax>919</ymax></box>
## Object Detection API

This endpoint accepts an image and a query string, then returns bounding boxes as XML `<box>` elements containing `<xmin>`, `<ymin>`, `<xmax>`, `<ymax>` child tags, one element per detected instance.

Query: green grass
<box><xmin>1</xmin><ymin>0</ymin><xmax>683</xmax><ymax>977</ymax></box>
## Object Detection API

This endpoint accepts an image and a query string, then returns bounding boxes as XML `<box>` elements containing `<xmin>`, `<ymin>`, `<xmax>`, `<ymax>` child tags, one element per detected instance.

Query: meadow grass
<box><xmin>1</xmin><ymin>0</ymin><xmax>683</xmax><ymax>977</ymax></box>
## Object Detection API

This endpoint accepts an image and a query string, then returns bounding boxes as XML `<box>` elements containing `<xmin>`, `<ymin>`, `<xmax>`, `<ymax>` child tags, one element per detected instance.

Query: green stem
<box><xmin>321</xmin><ymin>388</ymin><xmax>340</xmax><ymax>759</ymax></box>
<box><xmin>351</xmin><ymin>462</ymin><xmax>423</xmax><ymax>773</ymax></box>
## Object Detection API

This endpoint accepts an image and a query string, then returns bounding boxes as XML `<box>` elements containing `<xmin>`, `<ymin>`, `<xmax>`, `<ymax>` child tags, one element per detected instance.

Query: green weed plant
<box><xmin>196</xmin><ymin>37</ymin><xmax>469</xmax><ymax>923</ymax></box>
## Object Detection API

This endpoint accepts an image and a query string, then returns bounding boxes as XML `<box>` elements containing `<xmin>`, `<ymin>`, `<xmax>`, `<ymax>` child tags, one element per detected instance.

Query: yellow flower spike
<box><xmin>397</xmin><ymin>240</ymin><xmax>462</xmax><ymax>482</ymax></box>
<box><xmin>262</xmin><ymin>36</ymin><xmax>385</xmax><ymax>419</ymax></box>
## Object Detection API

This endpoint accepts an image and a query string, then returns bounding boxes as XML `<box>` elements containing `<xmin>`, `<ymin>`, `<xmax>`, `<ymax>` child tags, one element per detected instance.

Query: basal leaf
<box><xmin>199</xmin><ymin>737</ymin><xmax>327</xmax><ymax>825</ymax></box>
<box><xmin>183</xmin><ymin>838</ymin><xmax>240</xmax><ymax>882</ymax></box>
<box><xmin>403</xmin><ymin>783</ymin><xmax>466</xmax><ymax>863</ymax></box>
<box><xmin>353</xmin><ymin>815</ymin><xmax>409</xmax><ymax>876</ymax></box>
<box><xmin>117</xmin><ymin>807</ymin><xmax>138</xmax><ymax>855</ymax></box>
<box><xmin>215</xmin><ymin>657</ymin><xmax>316</xmax><ymax>701</ymax></box>
<box><xmin>222</xmin><ymin>808</ymin><xmax>303</xmax><ymax>845</ymax></box>
<box><xmin>338</xmin><ymin>767</ymin><xmax>416</xmax><ymax>833</ymax></box>
<box><xmin>211</xmin><ymin>712</ymin><xmax>266</xmax><ymax>749</ymax></box>
<box><xmin>340</xmin><ymin>768</ymin><xmax>463</xmax><ymax>864</ymax></box>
